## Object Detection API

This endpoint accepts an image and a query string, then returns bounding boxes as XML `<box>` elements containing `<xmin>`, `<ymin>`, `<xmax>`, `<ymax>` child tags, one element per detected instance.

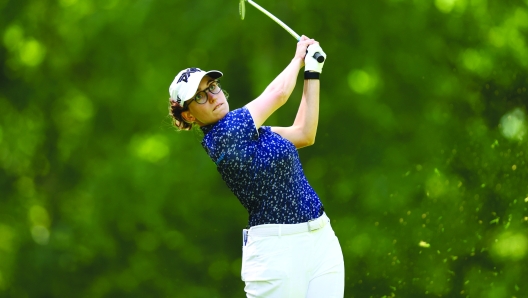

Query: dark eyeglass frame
<box><xmin>190</xmin><ymin>80</ymin><xmax>222</xmax><ymax>105</ymax></box>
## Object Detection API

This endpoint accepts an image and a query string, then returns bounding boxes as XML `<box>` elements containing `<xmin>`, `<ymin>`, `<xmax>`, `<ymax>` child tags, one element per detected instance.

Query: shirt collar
<box><xmin>200</xmin><ymin>123</ymin><xmax>215</xmax><ymax>135</ymax></box>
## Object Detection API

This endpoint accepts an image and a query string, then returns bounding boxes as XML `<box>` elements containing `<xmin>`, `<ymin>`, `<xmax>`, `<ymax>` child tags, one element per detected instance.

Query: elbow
<box><xmin>304</xmin><ymin>129</ymin><xmax>317</xmax><ymax>146</ymax></box>
<box><xmin>296</xmin><ymin>135</ymin><xmax>316</xmax><ymax>148</ymax></box>
<box><xmin>267</xmin><ymin>86</ymin><xmax>290</xmax><ymax>105</ymax></box>
<box><xmin>306</xmin><ymin>135</ymin><xmax>316</xmax><ymax>146</ymax></box>
<box><xmin>276</xmin><ymin>89</ymin><xmax>290</xmax><ymax>105</ymax></box>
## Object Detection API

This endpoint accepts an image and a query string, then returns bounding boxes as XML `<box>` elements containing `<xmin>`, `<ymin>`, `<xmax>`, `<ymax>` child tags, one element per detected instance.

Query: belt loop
<box><xmin>278</xmin><ymin>225</ymin><xmax>282</xmax><ymax>238</ymax></box>
<box><xmin>243</xmin><ymin>229</ymin><xmax>248</xmax><ymax>246</ymax></box>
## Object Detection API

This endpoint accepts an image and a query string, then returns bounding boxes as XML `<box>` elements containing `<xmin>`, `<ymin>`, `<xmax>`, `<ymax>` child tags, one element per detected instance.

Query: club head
<box><xmin>239</xmin><ymin>0</ymin><xmax>246</xmax><ymax>20</ymax></box>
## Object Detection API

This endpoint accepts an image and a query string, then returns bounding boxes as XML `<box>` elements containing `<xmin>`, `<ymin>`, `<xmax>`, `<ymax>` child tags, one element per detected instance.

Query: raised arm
<box><xmin>271</xmin><ymin>42</ymin><xmax>326</xmax><ymax>149</ymax></box>
<box><xmin>271</xmin><ymin>78</ymin><xmax>320</xmax><ymax>148</ymax></box>
<box><xmin>245</xmin><ymin>36</ymin><xmax>317</xmax><ymax>129</ymax></box>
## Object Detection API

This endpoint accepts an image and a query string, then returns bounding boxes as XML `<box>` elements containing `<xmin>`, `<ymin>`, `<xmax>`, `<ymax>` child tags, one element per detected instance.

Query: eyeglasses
<box><xmin>191</xmin><ymin>81</ymin><xmax>222</xmax><ymax>104</ymax></box>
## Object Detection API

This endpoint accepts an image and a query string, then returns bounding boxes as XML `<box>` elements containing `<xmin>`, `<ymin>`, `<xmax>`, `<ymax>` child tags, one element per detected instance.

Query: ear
<box><xmin>181</xmin><ymin>110</ymin><xmax>195</xmax><ymax>123</ymax></box>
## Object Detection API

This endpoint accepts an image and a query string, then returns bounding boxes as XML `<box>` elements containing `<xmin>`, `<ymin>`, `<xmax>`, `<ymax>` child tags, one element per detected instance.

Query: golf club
<box><xmin>239</xmin><ymin>0</ymin><xmax>325</xmax><ymax>63</ymax></box>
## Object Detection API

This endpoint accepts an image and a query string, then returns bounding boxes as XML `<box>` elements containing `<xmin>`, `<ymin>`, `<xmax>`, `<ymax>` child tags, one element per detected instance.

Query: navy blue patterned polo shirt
<box><xmin>201</xmin><ymin>107</ymin><xmax>324</xmax><ymax>227</ymax></box>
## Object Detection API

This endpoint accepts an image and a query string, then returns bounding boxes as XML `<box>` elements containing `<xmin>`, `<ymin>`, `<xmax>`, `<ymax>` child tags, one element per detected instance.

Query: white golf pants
<box><xmin>241</xmin><ymin>213</ymin><xmax>345</xmax><ymax>297</ymax></box>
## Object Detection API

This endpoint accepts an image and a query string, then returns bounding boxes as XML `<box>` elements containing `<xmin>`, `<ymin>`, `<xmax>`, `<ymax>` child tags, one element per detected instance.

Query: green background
<box><xmin>1</xmin><ymin>0</ymin><xmax>528</xmax><ymax>297</ymax></box>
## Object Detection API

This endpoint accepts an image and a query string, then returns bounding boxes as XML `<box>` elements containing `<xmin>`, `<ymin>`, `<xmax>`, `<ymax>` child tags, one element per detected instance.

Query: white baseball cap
<box><xmin>169</xmin><ymin>68</ymin><xmax>223</xmax><ymax>106</ymax></box>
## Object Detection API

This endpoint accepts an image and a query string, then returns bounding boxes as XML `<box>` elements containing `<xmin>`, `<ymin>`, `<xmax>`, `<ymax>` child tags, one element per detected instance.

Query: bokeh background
<box><xmin>1</xmin><ymin>0</ymin><xmax>528</xmax><ymax>297</ymax></box>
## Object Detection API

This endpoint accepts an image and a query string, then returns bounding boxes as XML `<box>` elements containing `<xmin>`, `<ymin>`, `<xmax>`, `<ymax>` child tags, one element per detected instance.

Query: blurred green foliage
<box><xmin>1</xmin><ymin>0</ymin><xmax>528</xmax><ymax>297</ymax></box>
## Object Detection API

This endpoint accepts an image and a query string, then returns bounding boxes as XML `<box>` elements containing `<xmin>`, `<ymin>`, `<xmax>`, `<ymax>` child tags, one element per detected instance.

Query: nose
<box><xmin>207</xmin><ymin>91</ymin><xmax>217</xmax><ymax>103</ymax></box>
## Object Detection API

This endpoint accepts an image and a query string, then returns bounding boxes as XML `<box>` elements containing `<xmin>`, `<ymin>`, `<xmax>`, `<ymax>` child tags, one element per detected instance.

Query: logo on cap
<box><xmin>177</xmin><ymin>68</ymin><xmax>201</xmax><ymax>84</ymax></box>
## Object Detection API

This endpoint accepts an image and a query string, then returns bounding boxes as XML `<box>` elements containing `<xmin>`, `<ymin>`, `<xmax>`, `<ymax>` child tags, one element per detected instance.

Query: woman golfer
<box><xmin>168</xmin><ymin>36</ymin><xmax>344</xmax><ymax>297</ymax></box>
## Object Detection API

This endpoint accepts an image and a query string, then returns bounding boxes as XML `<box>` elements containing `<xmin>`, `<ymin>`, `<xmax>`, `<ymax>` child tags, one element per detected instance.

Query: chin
<box><xmin>217</xmin><ymin>109</ymin><xmax>229</xmax><ymax>119</ymax></box>
<box><xmin>217</xmin><ymin>102</ymin><xmax>229</xmax><ymax>114</ymax></box>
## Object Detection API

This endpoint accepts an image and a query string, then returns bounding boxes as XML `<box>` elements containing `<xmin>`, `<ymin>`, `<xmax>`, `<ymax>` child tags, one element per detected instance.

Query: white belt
<box><xmin>248</xmin><ymin>213</ymin><xmax>329</xmax><ymax>237</ymax></box>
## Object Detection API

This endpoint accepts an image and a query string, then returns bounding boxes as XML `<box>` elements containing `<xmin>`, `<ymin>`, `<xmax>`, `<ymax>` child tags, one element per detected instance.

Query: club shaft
<box><xmin>247</xmin><ymin>0</ymin><xmax>300</xmax><ymax>41</ymax></box>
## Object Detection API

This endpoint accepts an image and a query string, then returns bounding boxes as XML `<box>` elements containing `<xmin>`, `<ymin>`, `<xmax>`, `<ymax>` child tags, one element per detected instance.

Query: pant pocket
<box><xmin>242</xmin><ymin>237</ymin><xmax>290</xmax><ymax>282</ymax></box>
<box><xmin>241</xmin><ymin>237</ymin><xmax>290</xmax><ymax>297</ymax></box>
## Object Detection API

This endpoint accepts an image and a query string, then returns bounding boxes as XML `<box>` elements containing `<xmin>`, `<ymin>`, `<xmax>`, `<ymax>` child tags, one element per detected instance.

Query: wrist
<box><xmin>304</xmin><ymin>71</ymin><xmax>320</xmax><ymax>80</ymax></box>
<box><xmin>292</xmin><ymin>57</ymin><xmax>304</xmax><ymax>67</ymax></box>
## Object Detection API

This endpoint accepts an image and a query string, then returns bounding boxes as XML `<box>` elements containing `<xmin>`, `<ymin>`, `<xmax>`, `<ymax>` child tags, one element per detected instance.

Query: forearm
<box><xmin>264</xmin><ymin>58</ymin><xmax>304</xmax><ymax>103</ymax></box>
<box><xmin>293</xmin><ymin>79</ymin><xmax>320</xmax><ymax>144</ymax></box>
<box><xmin>246</xmin><ymin>36</ymin><xmax>317</xmax><ymax>130</ymax></box>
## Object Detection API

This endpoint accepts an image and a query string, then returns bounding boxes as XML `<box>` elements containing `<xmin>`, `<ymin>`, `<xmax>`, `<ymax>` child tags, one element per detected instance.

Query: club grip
<box><xmin>313</xmin><ymin>52</ymin><xmax>325</xmax><ymax>63</ymax></box>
